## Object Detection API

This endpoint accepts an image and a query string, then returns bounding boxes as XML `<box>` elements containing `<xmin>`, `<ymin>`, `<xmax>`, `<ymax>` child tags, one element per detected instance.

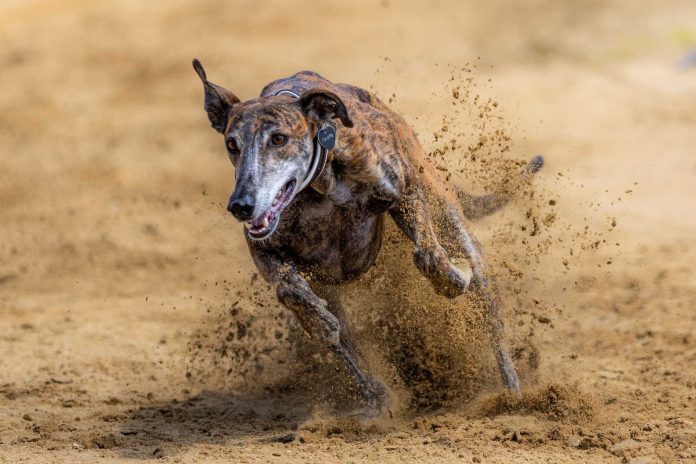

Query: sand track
<box><xmin>1</xmin><ymin>1</ymin><xmax>695</xmax><ymax>462</ymax></box>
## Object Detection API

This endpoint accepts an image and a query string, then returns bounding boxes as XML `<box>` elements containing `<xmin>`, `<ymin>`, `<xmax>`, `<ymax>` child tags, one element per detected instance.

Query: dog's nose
<box><xmin>227</xmin><ymin>194</ymin><xmax>255</xmax><ymax>221</ymax></box>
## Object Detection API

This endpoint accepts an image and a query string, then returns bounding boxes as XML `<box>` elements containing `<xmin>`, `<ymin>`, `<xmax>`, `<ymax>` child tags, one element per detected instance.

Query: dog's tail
<box><xmin>457</xmin><ymin>155</ymin><xmax>544</xmax><ymax>220</ymax></box>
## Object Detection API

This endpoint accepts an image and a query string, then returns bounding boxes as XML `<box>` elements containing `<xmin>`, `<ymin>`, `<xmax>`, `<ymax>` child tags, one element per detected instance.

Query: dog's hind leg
<box><xmin>391</xmin><ymin>185</ymin><xmax>520</xmax><ymax>392</ymax></box>
<box><xmin>438</xmin><ymin>156</ymin><xmax>542</xmax><ymax>391</ymax></box>
<box><xmin>441</xmin><ymin>205</ymin><xmax>521</xmax><ymax>393</ymax></box>
<box><xmin>248</xmin><ymin>244</ymin><xmax>387</xmax><ymax>414</ymax></box>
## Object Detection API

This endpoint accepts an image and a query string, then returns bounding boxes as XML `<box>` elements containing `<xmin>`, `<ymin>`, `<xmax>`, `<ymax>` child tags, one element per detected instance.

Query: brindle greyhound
<box><xmin>193</xmin><ymin>59</ymin><xmax>543</xmax><ymax>415</ymax></box>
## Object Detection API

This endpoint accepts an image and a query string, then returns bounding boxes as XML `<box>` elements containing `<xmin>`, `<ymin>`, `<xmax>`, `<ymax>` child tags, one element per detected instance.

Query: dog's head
<box><xmin>193</xmin><ymin>59</ymin><xmax>352</xmax><ymax>240</ymax></box>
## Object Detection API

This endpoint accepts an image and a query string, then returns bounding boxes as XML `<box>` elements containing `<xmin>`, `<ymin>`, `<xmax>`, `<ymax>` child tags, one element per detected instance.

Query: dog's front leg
<box><xmin>248</xmin><ymin>244</ymin><xmax>386</xmax><ymax>413</ymax></box>
<box><xmin>275</xmin><ymin>273</ymin><xmax>387</xmax><ymax>413</ymax></box>
<box><xmin>389</xmin><ymin>184</ymin><xmax>473</xmax><ymax>298</ymax></box>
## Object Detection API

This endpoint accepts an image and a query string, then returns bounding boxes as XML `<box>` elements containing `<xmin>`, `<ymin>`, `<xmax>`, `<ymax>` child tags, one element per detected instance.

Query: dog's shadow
<box><xmin>103</xmin><ymin>390</ymin><xmax>314</xmax><ymax>459</ymax></box>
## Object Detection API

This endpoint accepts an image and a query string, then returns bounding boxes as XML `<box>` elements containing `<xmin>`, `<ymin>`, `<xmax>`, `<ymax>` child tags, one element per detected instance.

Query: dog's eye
<box><xmin>270</xmin><ymin>134</ymin><xmax>287</xmax><ymax>147</ymax></box>
<box><xmin>226</xmin><ymin>139</ymin><xmax>238</xmax><ymax>153</ymax></box>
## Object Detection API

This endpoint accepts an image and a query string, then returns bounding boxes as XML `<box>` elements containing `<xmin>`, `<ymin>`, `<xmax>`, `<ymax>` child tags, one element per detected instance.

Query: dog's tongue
<box><xmin>246</xmin><ymin>180</ymin><xmax>295</xmax><ymax>232</ymax></box>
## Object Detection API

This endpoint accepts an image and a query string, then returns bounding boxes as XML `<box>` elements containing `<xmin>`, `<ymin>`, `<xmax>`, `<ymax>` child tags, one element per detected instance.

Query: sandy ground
<box><xmin>1</xmin><ymin>0</ymin><xmax>695</xmax><ymax>462</ymax></box>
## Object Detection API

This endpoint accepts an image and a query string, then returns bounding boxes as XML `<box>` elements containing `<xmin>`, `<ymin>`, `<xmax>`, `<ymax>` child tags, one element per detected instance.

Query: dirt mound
<box><xmin>475</xmin><ymin>383</ymin><xmax>598</xmax><ymax>422</ymax></box>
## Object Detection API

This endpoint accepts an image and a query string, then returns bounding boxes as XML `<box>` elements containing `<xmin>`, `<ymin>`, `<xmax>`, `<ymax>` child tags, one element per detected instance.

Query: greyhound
<box><xmin>193</xmin><ymin>59</ymin><xmax>543</xmax><ymax>415</ymax></box>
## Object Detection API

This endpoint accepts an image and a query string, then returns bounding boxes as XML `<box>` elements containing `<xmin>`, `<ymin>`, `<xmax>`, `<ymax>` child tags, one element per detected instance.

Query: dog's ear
<box><xmin>192</xmin><ymin>59</ymin><xmax>240</xmax><ymax>133</ymax></box>
<box><xmin>299</xmin><ymin>89</ymin><xmax>353</xmax><ymax>128</ymax></box>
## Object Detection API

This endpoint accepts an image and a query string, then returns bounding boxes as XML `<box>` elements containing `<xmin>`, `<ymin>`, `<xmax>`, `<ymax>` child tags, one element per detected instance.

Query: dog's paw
<box><xmin>351</xmin><ymin>378</ymin><xmax>390</xmax><ymax>420</ymax></box>
<box><xmin>413</xmin><ymin>247</ymin><xmax>472</xmax><ymax>299</ymax></box>
<box><xmin>434</xmin><ymin>262</ymin><xmax>472</xmax><ymax>298</ymax></box>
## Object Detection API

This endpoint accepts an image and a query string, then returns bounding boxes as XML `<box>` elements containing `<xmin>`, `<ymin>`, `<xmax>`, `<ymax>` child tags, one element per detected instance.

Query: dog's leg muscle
<box><xmin>389</xmin><ymin>184</ymin><xmax>473</xmax><ymax>298</ymax></box>
<box><xmin>249</xmin><ymin>244</ymin><xmax>386</xmax><ymax>412</ymax></box>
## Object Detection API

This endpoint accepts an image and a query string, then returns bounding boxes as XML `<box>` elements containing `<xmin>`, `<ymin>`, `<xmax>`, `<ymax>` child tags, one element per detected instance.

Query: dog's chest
<box><xmin>274</xmin><ymin>191</ymin><xmax>385</xmax><ymax>282</ymax></box>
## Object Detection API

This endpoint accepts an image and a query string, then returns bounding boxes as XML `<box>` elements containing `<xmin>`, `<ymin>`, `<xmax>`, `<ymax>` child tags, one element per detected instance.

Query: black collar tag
<box><xmin>317</xmin><ymin>120</ymin><xmax>337</xmax><ymax>150</ymax></box>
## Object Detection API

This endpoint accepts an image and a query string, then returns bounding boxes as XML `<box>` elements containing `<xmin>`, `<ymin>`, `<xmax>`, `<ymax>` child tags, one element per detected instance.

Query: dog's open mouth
<box><xmin>244</xmin><ymin>180</ymin><xmax>296</xmax><ymax>240</ymax></box>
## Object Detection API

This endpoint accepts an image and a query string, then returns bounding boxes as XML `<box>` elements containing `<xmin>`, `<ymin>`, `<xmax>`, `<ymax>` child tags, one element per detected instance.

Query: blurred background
<box><xmin>1</xmin><ymin>1</ymin><xmax>694</xmax><ymax>462</ymax></box>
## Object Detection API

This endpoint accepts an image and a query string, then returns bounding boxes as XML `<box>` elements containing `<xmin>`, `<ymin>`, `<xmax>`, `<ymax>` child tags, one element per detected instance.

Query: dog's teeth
<box><xmin>244</xmin><ymin>222</ymin><xmax>252</xmax><ymax>229</ymax></box>
<box><xmin>261</xmin><ymin>217</ymin><xmax>269</xmax><ymax>228</ymax></box>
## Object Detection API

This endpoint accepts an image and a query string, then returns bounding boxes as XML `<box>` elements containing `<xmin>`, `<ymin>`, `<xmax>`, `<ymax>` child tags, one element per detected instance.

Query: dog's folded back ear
<box><xmin>192</xmin><ymin>59</ymin><xmax>240</xmax><ymax>133</ymax></box>
<box><xmin>299</xmin><ymin>89</ymin><xmax>353</xmax><ymax>128</ymax></box>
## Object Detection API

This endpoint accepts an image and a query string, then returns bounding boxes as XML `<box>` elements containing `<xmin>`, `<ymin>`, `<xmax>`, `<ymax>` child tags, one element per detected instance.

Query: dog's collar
<box><xmin>275</xmin><ymin>89</ymin><xmax>333</xmax><ymax>193</ymax></box>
